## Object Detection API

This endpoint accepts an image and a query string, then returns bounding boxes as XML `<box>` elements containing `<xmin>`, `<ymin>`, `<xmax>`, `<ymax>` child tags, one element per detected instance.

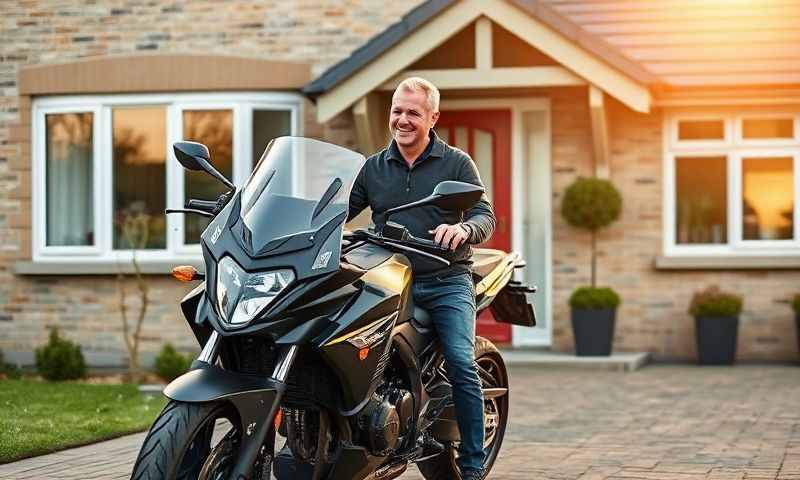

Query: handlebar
<box><xmin>346</xmin><ymin>227</ymin><xmax>452</xmax><ymax>266</ymax></box>
<box><xmin>186</xmin><ymin>199</ymin><xmax>218</xmax><ymax>212</ymax></box>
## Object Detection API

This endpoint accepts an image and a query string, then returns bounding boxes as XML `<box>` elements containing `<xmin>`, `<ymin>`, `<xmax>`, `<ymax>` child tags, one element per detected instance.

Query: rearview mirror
<box><xmin>173</xmin><ymin>141</ymin><xmax>210</xmax><ymax>171</ymax></box>
<box><xmin>380</xmin><ymin>181</ymin><xmax>484</xmax><ymax>224</ymax></box>
<box><xmin>430</xmin><ymin>181</ymin><xmax>484</xmax><ymax>211</ymax></box>
<box><xmin>173</xmin><ymin>141</ymin><xmax>235</xmax><ymax>190</ymax></box>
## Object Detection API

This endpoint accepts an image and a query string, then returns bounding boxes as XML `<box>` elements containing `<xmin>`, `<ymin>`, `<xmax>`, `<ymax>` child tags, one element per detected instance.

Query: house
<box><xmin>1</xmin><ymin>0</ymin><xmax>798</xmax><ymax>366</ymax></box>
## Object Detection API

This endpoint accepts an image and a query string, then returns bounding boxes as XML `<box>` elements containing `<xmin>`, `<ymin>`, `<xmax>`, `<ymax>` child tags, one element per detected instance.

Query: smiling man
<box><xmin>347</xmin><ymin>77</ymin><xmax>496</xmax><ymax>480</ymax></box>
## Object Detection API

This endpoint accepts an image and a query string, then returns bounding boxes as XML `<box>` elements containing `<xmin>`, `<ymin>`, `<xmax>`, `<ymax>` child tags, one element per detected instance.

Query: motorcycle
<box><xmin>130</xmin><ymin>136</ymin><xmax>537</xmax><ymax>480</ymax></box>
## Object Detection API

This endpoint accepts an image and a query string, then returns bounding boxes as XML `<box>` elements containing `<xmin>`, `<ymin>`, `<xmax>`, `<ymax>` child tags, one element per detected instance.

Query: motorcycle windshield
<box><xmin>239</xmin><ymin>137</ymin><xmax>365</xmax><ymax>255</ymax></box>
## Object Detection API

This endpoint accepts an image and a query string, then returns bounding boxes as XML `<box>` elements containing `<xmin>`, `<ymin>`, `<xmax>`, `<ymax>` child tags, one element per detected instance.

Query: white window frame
<box><xmin>664</xmin><ymin>110</ymin><xmax>800</xmax><ymax>257</ymax></box>
<box><xmin>32</xmin><ymin>92</ymin><xmax>302</xmax><ymax>264</ymax></box>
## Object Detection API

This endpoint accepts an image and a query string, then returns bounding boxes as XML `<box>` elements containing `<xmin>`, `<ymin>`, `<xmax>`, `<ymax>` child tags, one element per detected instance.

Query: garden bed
<box><xmin>0</xmin><ymin>380</ymin><xmax>166</xmax><ymax>463</ymax></box>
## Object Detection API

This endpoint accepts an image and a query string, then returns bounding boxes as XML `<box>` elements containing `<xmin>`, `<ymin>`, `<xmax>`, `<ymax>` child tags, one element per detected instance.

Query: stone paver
<box><xmin>1</xmin><ymin>365</ymin><xmax>798</xmax><ymax>479</ymax></box>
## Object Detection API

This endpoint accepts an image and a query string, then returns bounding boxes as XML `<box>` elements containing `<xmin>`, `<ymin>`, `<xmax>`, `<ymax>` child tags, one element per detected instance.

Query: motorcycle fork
<box><xmin>229</xmin><ymin>344</ymin><xmax>298</xmax><ymax>480</ymax></box>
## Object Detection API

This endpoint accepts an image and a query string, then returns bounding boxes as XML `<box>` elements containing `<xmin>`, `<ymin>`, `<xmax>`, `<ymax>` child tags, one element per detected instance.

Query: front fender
<box><xmin>164</xmin><ymin>364</ymin><xmax>284</xmax><ymax>402</ymax></box>
<box><xmin>164</xmin><ymin>364</ymin><xmax>286</xmax><ymax>480</ymax></box>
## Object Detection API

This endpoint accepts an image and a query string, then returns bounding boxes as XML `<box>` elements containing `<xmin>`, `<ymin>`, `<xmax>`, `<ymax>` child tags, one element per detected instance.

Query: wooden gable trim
<box><xmin>18</xmin><ymin>54</ymin><xmax>310</xmax><ymax>96</ymax></box>
<box><xmin>379</xmin><ymin>67</ymin><xmax>585</xmax><ymax>90</ymax></box>
<box><xmin>315</xmin><ymin>0</ymin><xmax>650</xmax><ymax>123</ymax></box>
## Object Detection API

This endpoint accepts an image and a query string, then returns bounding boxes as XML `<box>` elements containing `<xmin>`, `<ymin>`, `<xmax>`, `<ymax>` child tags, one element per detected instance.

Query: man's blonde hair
<box><xmin>394</xmin><ymin>77</ymin><xmax>440</xmax><ymax>112</ymax></box>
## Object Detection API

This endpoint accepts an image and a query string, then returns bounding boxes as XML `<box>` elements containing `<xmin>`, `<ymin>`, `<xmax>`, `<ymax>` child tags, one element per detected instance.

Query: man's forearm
<box><xmin>463</xmin><ymin>199</ymin><xmax>495</xmax><ymax>244</ymax></box>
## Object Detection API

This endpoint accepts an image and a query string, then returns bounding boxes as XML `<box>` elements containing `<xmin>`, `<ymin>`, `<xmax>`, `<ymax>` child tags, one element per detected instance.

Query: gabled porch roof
<box><xmin>304</xmin><ymin>0</ymin><xmax>656</xmax><ymax>122</ymax></box>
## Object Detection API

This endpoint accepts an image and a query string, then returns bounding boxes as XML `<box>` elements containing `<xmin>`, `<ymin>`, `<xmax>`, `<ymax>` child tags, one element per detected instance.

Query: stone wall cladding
<box><xmin>1</xmin><ymin>2</ymin><xmax>798</xmax><ymax>364</ymax></box>
<box><xmin>548</xmin><ymin>90</ymin><xmax>800</xmax><ymax>361</ymax></box>
<box><xmin>0</xmin><ymin>0</ymin><xmax>421</xmax><ymax>366</ymax></box>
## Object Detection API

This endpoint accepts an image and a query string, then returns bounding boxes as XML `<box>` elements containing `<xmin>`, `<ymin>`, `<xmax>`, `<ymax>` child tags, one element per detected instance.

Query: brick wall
<box><xmin>0</xmin><ymin>0</ymin><xmax>421</xmax><ymax>366</ymax></box>
<box><xmin>548</xmin><ymin>89</ymin><xmax>800</xmax><ymax>361</ymax></box>
<box><xmin>1</xmin><ymin>2</ymin><xmax>798</xmax><ymax>365</ymax></box>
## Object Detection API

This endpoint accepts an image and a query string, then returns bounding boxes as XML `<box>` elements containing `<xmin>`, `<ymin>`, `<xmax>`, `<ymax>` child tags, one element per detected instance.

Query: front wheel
<box><xmin>130</xmin><ymin>400</ymin><xmax>268</xmax><ymax>480</ymax></box>
<box><xmin>417</xmin><ymin>336</ymin><xmax>510</xmax><ymax>480</ymax></box>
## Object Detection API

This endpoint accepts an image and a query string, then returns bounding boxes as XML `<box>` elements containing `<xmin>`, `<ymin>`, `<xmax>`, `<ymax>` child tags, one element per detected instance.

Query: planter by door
<box><xmin>695</xmin><ymin>315</ymin><xmax>739</xmax><ymax>365</ymax></box>
<box><xmin>571</xmin><ymin>308</ymin><xmax>616</xmax><ymax>356</ymax></box>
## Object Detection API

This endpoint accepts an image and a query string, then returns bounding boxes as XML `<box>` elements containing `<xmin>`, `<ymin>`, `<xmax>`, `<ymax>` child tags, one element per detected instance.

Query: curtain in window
<box><xmin>46</xmin><ymin>113</ymin><xmax>93</xmax><ymax>246</ymax></box>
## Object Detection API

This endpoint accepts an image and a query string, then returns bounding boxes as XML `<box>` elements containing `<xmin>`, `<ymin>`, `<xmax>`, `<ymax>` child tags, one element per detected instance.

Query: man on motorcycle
<box><xmin>347</xmin><ymin>77</ymin><xmax>496</xmax><ymax>480</ymax></box>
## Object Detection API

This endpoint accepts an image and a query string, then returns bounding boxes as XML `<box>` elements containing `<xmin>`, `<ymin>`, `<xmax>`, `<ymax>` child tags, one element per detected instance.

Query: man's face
<box><xmin>389</xmin><ymin>88</ymin><xmax>440</xmax><ymax>150</ymax></box>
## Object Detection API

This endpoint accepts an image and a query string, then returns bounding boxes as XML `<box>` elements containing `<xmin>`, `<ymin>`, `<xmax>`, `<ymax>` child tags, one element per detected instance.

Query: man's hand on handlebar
<box><xmin>430</xmin><ymin>223</ymin><xmax>470</xmax><ymax>250</ymax></box>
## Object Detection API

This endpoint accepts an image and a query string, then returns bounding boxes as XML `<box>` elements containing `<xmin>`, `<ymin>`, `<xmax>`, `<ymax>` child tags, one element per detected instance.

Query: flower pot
<box><xmin>796</xmin><ymin>313</ymin><xmax>800</xmax><ymax>355</ymax></box>
<box><xmin>571</xmin><ymin>308</ymin><xmax>616</xmax><ymax>356</ymax></box>
<box><xmin>695</xmin><ymin>315</ymin><xmax>739</xmax><ymax>365</ymax></box>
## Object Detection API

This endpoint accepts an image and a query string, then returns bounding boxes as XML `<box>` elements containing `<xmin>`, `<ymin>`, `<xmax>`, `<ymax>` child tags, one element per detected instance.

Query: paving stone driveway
<box><xmin>2</xmin><ymin>364</ymin><xmax>799</xmax><ymax>479</ymax></box>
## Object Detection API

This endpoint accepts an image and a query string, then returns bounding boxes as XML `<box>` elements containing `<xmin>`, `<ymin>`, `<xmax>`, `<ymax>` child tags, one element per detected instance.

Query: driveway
<box><xmin>2</xmin><ymin>364</ymin><xmax>799</xmax><ymax>479</ymax></box>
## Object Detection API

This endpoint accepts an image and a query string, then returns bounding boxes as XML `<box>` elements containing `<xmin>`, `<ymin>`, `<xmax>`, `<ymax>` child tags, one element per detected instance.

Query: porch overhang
<box><xmin>306</xmin><ymin>0</ymin><xmax>654</xmax><ymax>125</ymax></box>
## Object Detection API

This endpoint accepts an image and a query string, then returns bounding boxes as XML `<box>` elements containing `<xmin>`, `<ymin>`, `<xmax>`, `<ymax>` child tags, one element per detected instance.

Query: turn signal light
<box><xmin>358</xmin><ymin>347</ymin><xmax>370</xmax><ymax>361</ymax></box>
<box><xmin>273</xmin><ymin>409</ymin><xmax>283</xmax><ymax>431</ymax></box>
<box><xmin>172</xmin><ymin>265</ymin><xmax>202</xmax><ymax>282</ymax></box>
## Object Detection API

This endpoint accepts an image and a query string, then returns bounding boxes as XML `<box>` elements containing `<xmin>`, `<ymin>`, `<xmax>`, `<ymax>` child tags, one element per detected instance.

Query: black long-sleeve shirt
<box><xmin>348</xmin><ymin>131</ymin><xmax>496</xmax><ymax>278</ymax></box>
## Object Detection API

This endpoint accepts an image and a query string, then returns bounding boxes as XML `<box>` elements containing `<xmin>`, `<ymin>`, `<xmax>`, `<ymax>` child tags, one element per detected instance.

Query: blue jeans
<box><xmin>412</xmin><ymin>272</ymin><xmax>485</xmax><ymax>472</ymax></box>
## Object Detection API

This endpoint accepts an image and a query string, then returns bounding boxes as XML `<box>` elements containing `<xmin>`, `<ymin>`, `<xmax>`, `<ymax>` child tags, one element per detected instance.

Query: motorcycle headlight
<box><xmin>216</xmin><ymin>256</ymin><xmax>294</xmax><ymax>326</ymax></box>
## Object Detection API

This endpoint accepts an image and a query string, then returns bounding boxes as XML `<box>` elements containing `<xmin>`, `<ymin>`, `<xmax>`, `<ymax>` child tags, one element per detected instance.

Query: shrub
<box><xmin>154</xmin><ymin>344</ymin><xmax>192</xmax><ymax>382</ymax></box>
<box><xmin>792</xmin><ymin>294</ymin><xmax>800</xmax><ymax>314</ymax></box>
<box><xmin>689</xmin><ymin>286</ymin><xmax>743</xmax><ymax>317</ymax></box>
<box><xmin>35</xmin><ymin>329</ymin><xmax>86</xmax><ymax>381</ymax></box>
<box><xmin>561</xmin><ymin>178</ymin><xmax>622</xmax><ymax>231</ymax></box>
<box><xmin>0</xmin><ymin>349</ymin><xmax>21</xmax><ymax>380</ymax></box>
<box><xmin>569</xmin><ymin>286</ymin><xmax>621</xmax><ymax>310</ymax></box>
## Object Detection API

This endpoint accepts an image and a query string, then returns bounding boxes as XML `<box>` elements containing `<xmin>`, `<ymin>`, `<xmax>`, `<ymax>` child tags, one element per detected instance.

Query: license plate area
<box><xmin>490</xmin><ymin>281</ymin><xmax>537</xmax><ymax>327</ymax></box>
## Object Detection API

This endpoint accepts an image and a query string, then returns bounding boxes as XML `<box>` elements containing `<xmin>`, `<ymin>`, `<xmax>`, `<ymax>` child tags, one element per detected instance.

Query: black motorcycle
<box><xmin>130</xmin><ymin>137</ymin><xmax>536</xmax><ymax>480</ymax></box>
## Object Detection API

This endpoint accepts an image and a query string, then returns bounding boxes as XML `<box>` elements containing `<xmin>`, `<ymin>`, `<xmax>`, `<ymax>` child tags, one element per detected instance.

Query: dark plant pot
<box><xmin>695</xmin><ymin>315</ymin><xmax>739</xmax><ymax>365</ymax></box>
<box><xmin>796</xmin><ymin>313</ymin><xmax>800</xmax><ymax>355</ymax></box>
<box><xmin>571</xmin><ymin>308</ymin><xmax>616</xmax><ymax>356</ymax></box>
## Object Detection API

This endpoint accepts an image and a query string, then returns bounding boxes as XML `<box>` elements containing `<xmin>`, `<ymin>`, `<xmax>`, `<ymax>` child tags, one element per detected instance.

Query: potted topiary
<box><xmin>689</xmin><ymin>286</ymin><xmax>743</xmax><ymax>365</ymax></box>
<box><xmin>561</xmin><ymin>177</ymin><xmax>623</xmax><ymax>356</ymax></box>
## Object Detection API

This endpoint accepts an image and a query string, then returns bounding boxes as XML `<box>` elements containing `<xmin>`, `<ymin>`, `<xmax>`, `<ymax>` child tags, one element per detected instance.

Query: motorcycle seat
<box><xmin>412</xmin><ymin>306</ymin><xmax>433</xmax><ymax>328</ymax></box>
<box><xmin>472</xmin><ymin>248</ymin><xmax>507</xmax><ymax>280</ymax></box>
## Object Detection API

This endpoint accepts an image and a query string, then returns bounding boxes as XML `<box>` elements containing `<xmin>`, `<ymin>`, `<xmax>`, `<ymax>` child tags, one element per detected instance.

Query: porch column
<box><xmin>589</xmin><ymin>85</ymin><xmax>610</xmax><ymax>179</ymax></box>
<box><xmin>352</xmin><ymin>92</ymin><xmax>388</xmax><ymax>155</ymax></box>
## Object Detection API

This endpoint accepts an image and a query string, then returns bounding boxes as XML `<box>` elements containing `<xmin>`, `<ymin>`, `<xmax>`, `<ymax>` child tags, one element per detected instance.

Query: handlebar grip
<box><xmin>409</xmin><ymin>235</ymin><xmax>450</xmax><ymax>251</ymax></box>
<box><xmin>186</xmin><ymin>199</ymin><xmax>217</xmax><ymax>212</ymax></box>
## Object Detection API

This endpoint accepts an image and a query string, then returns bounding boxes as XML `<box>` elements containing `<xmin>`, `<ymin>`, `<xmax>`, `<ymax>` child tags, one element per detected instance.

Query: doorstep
<box><xmin>499</xmin><ymin>349</ymin><xmax>650</xmax><ymax>372</ymax></box>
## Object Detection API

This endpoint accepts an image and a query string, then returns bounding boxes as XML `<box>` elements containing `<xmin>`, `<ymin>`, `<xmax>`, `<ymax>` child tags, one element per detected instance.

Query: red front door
<box><xmin>436</xmin><ymin>109</ymin><xmax>512</xmax><ymax>344</ymax></box>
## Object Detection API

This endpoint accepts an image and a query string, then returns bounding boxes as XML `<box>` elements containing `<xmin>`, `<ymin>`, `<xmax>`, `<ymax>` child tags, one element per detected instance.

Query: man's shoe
<box><xmin>461</xmin><ymin>468</ymin><xmax>484</xmax><ymax>480</ymax></box>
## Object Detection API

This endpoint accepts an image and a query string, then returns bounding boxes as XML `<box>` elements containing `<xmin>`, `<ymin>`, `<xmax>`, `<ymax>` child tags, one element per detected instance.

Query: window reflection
<box><xmin>46</xmin><ymin>113</ymin><xmax>94</xmax><ymax>246</ymax></box>
<box><xmin>183</xmin><ymin>110</ymin><xmax>234</xmax><ymax>244</ymax></box>
<box><xmin>676</xmin><ymin>156</ymin><xmax>728</xmax><ymax>244</ymax></box>
<box><xmin>742</xmin><ymin>156</ymin><xmax>794</xmax><ymax>240</ymax></box>
<box><xmin>742</xmin><ymin>118</ymin><xmax>793</xmax><ymax>139</ymax></box>
<box><xmin>678</xmin><ymin>120</ymin><xmax>724</xmax><ymax>141</ymax></box>
<box><xmin>112</xmin><ymin>106</ymin><xmax>167</xmax><ymax>249</ymax></box>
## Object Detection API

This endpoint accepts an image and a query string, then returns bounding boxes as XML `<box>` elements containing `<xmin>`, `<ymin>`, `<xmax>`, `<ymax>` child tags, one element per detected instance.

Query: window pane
<box><xmin>678</xmin><ymin>120</ymin><xmax>725</xmax><ymax>141</ymax></box>
<box><xmin>45</xmin><ymin>113</ymin><xmax>94</xmax><ymax>246</ymax></box>
<box><xmin>676</xmin><ymin>156</ymin><xmax>728</xmax><ymax>244</ymax></box>
<box><xmin>742</xmin><ymin>118</ymin><xmax>794</xmax><ymax>139</ymax></box>
<box><xmin>183</xmin><ymin>110</ymin><xmax>233</xmax><ymax>244</ymax></box>
<box><xmin>113</xmin><ymin>106</ymin><xmax>167</xmax><ymax>249</ymax></box>
<box><xmin>742</xmin><ymin>156</ymin><xmax>794</xmax><ymax>240</ymax></box>
<box><xmin>252</xmin><ymin>110</ymin><xmax>292</xmax><ymax>167</ymax></box>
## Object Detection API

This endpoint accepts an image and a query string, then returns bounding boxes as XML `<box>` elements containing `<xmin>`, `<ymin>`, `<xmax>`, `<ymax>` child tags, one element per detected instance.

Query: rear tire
<box><xmin>130</xmin><ymin>400</ymin><xmax>240</xmax><ymax>480</ymax></box>
<box><xmin>417</xmin><ymin>336</ymin><xmax>509</xmax><ymax>480</ymax></box>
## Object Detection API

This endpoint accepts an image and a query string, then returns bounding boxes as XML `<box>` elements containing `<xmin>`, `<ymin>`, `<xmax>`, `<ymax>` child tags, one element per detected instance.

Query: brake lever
<box><xmin>383</xmin><ymin>241</ymin><xmax>451</xmax><ymax>266</ymax></box>
<box><xmin>165</xmin><ymin>208</ymin><xmax>214</xmax><ymax>218</ymax></box>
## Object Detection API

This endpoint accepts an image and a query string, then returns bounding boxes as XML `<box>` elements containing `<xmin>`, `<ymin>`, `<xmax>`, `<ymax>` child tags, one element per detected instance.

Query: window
<box><xmin>33</xmin><ymin>93</ymin><xmax>300</xmax><ymax>262</ymax></box>
<box><xmin>666</xmin><ymin>112</ymin><xmax>800</xmax><ymax>256</ymax></box>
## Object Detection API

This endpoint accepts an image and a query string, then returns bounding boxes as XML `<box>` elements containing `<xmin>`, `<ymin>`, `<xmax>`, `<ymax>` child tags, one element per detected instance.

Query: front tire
<box><xmin>130</xmin><ymin>401</ymin><xmax>241</xmax><ymax>480</ymax></box>
<box><xmin>418</xmin><ymin>336</ymin><xmax>510</xmax><ymax>480</ymax></box>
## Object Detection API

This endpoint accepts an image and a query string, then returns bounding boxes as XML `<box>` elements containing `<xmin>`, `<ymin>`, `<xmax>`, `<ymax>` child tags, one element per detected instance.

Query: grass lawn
<box><xmin>0</xmin><ymin>380</ymin><xmax>167</xmax><ymax>463</ymax></box>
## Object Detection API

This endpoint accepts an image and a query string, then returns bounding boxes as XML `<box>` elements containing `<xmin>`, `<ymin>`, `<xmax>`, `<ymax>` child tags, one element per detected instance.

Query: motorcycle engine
<box><xmin>358</xmin><ymin>386</ymin><xmax>413</xmax><ymax>456</ymax></box>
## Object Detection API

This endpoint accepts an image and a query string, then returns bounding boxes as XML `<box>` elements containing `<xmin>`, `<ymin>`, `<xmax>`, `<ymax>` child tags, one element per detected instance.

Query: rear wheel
<box><xmin>130</xmin><ymin>400</ymin><xmax>270</xmax><ymax>480</ymax></box>
<box><xmin>417</xmin><ymin>336</ymin><xmax>509</xmax><ymax>480</ymax></box>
